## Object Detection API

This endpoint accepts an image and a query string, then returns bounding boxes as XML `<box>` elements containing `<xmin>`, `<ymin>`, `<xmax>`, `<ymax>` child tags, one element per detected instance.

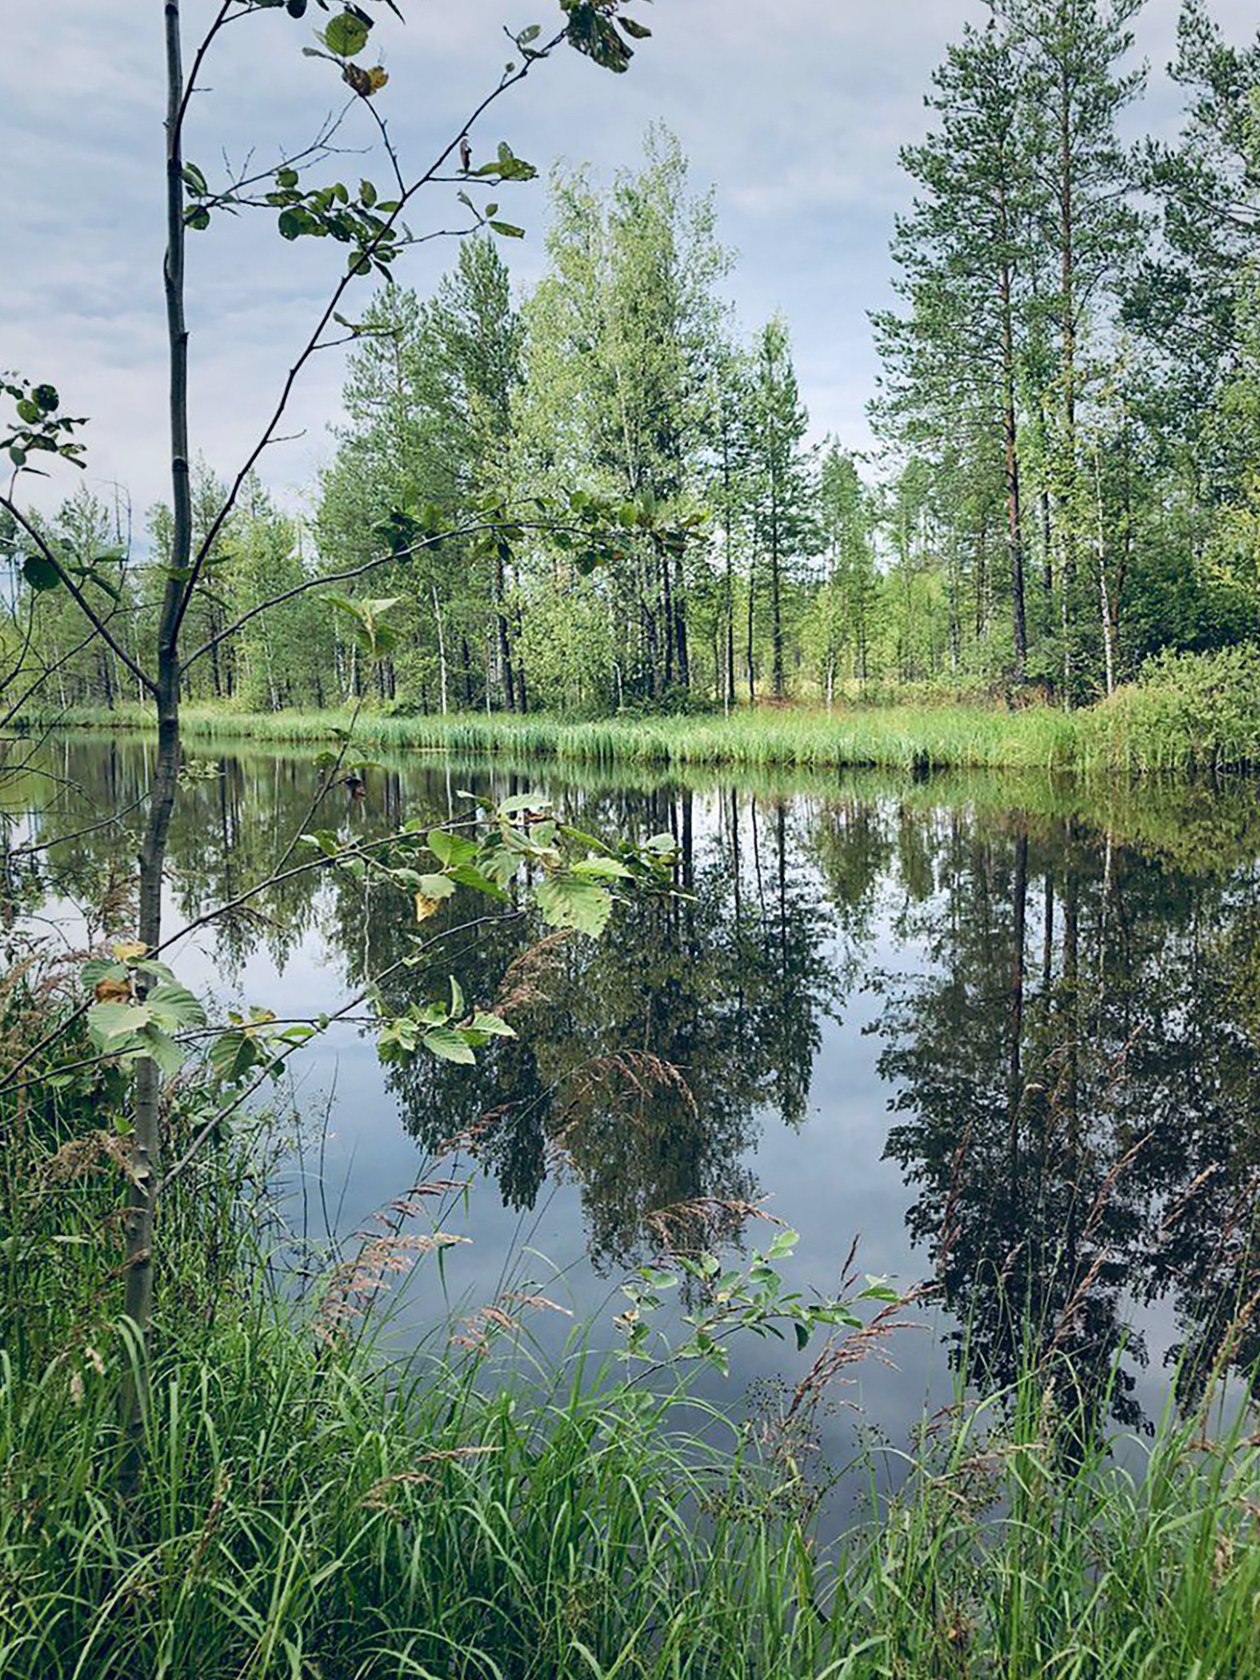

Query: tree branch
<box><xmin>169</xmin><ymin>29</ymin><xmax>566</xmax><ymax>646</ymax></box>
<box><xmin>0</xmin><ymin>498</ymin><xmax>157</xmax><ymax>696</ymax></box>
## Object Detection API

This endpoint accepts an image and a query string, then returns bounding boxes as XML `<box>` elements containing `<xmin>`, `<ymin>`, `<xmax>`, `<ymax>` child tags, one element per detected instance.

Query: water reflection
<box><xmin>8</xmin><ymin>732</ymin><xmax>1260</xmax><ymax>1424</ymax></box>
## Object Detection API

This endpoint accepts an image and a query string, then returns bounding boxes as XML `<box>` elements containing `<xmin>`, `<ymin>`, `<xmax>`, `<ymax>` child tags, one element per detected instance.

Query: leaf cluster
<box><xmin>1</xmin><ymin>377</ymin><xmax>87</xmax><ymax>475</ymax></box>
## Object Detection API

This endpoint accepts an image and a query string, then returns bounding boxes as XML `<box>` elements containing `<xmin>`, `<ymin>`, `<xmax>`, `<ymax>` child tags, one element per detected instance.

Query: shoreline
<box><xmin>10</xmin><ymin>696</ymin><xmax>1235</xmax><ymax>777</ymax></box>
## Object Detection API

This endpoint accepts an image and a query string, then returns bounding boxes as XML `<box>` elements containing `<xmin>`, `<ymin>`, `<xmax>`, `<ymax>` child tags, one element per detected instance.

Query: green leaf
<box><xmin>448</xmin><ymin>862</ymin><xmax>508</xmax><ymax>899</ymax></box>
<box><xmin>325</xmin><ymin>592</ymin><xmax>400</xmax><ymax>655</ymax></box>
<box><xmin>322</xmin><ymin>9</ymin><xmax>371</xmax><ymax>56</ymax></box>
<box><xmin>139</xmin><ymin>1025</ymin><xmax>185</xmax><ymax>1078</ymax></box>
<box><xmin>535</xmin><ymin>876</ymin><xmax>614</xmax><ymax>938</ymax></box>
<box><xmin>416</xmin><ymin>872</ymin><xmax>455</xmax><ymax>900</ymax></box>
<box><xmin>498</xmin><ymin>793</ymin><xmax>548</xmax><ymax>817</ymax></box>
<box><xmin>489</xmin><ymin>220</ymin><xmax>525</xmax><ymax>240</ymax></box>
<box><xmin>88</xmin><ymin>1002</ymin><xmax>153</xmax><ymax>1044</ymax></box>
<box><xmin>301</xmin><ymin>828</ymin><xmax>341</xmax><ymax>858</ymax></box>
<box><xmin>767</xmin><ymin>1228</ymin><xmax>800</xmax><ymax>1260</ymax></box>
<box><xmin>427</xmin><ymin>829</ymin><xmax>478</xmax><ymax>868</ymax></box>
<box><xmin>145</xmin><ymin>982</ymin><xmax>208</xmax><ymax>1031</ymax></box>
<box><xmin>22</xmin><ymin>553</ymin><xmax>60</xmax><ymax>592</ymax></box>
<box><xmin>184</xmin><ymin>206</ymin><xmax>211</xmax><ymax>231</ymax></box>
<box><xmin>422</xmin><ymin>1026</ymin><xmax>477</xmax><ymax>1065</ymax></box>
<box><xmin>571</xmin><ymin>855</ymin><xmax>632</xmax><ymax>881</ymax></box>
<box><xmin>209</xmin><ymin>1030</ymin><xmax>259</xmax><ymax>1083</ymax></box>
<box><xmin>469</xmin><ymin>1012</ymin><xmax>516</xmax><ymax>1039</ymax></box>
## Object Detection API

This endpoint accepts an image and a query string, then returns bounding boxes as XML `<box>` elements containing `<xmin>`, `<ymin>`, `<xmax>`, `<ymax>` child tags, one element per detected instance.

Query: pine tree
<box><xmin>746</xmin><ymin>316</ymin><xmax>814</xmax><ymax>699</ymax></box>
<box><xmin>872</xmin><ymin>15</ymin><xmax>1042</xmax><ymax>678</ymax></box>
<box><xmin>1004</xmin><ymin>0</ymin><xmax>1147</xmax><ymax>697</ymax></box>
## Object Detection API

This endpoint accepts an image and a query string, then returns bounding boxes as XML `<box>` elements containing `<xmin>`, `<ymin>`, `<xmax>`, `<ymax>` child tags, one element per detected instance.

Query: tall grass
<box><xmin>31</xmin><ymin>699</ymin><xmax>1086</xmax><ymax>772</ymax></box>
<box><xmin>5</xmin><ymin>1294</ymin><xmax>1260</xmax><ymax>1678</ymax></box>
<box><xmin>30</xmin><ymin>642</ymin><xmax>1260</xmax><ymax>774</ymax></box>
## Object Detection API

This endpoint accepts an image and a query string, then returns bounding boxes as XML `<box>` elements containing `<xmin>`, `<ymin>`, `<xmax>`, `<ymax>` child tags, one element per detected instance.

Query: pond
<box><xmin>9</xmin><ymin>731</ymin><xmax>1260</xmax><ymax>1469</ymax></box>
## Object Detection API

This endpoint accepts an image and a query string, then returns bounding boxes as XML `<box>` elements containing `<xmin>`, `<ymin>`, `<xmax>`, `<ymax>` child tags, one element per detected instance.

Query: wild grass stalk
<box><xmin>27</xmin><ymin>699</ymin><xmax>1086</xmax><ymax>773</ymax></box>
<box><xmin>4</xmin><ymin>1286</ymin><xmax>1260</xmax><ymax>1679</ymax></box>
<box><xmin>7</xmin><ymin>825</ymin><xmax>1260</xmax><ymax>1676</ymax></box>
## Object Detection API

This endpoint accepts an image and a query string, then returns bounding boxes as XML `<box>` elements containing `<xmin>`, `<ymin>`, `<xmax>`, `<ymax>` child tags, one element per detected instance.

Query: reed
<box><xmin>29</xmin><ymin>699</ymin><xmax>1086</xmax><ymax>771</ymax></box>
<box><xmin>23</xmin><ymin>646</ymin><xmax>1260</xmax><ymax>776</ymax></box>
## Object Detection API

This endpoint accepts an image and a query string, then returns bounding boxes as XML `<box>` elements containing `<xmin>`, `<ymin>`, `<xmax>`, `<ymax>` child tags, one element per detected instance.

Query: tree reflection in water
<box><xmin>11</xmin><ymin>734</ymin><xmax>1260</xmax><ymax>1427</ymax></box>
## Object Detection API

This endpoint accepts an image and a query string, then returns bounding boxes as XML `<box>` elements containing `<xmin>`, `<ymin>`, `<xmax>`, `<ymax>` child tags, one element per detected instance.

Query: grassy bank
<box><xmin>25</xmin><ymin>645</ymin><xmax>1260</xmax><ymax>774</ymax></box>
<box><xmin>7</xmin><ymin>1297</ymin><xmax>1260</xmax><ymax>1678</ymax></box>
<box><xmin>7</xmin><ymin>926</ymin><xmax>1260</xmax><ymax>1676</ymax></box>
<box><xmin>16</xmin><ymin>697</ymin><xmax>1084</xmax><ymax>770</ymax></box>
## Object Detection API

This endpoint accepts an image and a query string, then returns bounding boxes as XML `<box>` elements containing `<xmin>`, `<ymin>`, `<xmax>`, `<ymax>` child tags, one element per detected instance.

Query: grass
<box><xmin>21</xmin><ymin>698</ymin><xmax>1088</xmax><ymax>770</ymax></box>
<box><xmin>27</xmin><ymin>640</ymin><xmax>1260</xmax><ymax>776</ymax></box>
<box><xmin>6</xmin><ymin>1275</ymin><xmax>1260</xmax><ymax>1678</ymax></box>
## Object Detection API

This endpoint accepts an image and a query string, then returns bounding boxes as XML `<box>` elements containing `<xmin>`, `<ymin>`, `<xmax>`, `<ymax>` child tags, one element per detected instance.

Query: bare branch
<box><xmin>0</xmin><ymin>497</ymin><xmax>157</xmax><ymax>696</ymax></box>
<box><xmin>170</xmin><ymin>28</ymin><xmax>566</xmax><ymax>644</ymax></box>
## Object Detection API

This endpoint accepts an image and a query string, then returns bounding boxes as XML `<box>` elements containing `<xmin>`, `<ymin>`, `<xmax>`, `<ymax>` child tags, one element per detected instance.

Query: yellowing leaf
<box><xmin>112</xmin><ymin>940</ymin><xmax>148</xmax><ymax>962</ymax></box>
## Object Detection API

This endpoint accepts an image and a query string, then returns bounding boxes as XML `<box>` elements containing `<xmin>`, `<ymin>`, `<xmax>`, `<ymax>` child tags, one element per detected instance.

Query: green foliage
<box><xmin>4</xmin><ymin>1128</ymin><xmax>1260</xmax><ymax>1679</ymax></box>
<box><xmin>1085</xmin><ymin>643</ymin><xmax>1260</xmax><ymax>771</ymax></box>
<box><xmin>0</xmin><ymin>374</ymin><xmax>87</xmax><ymax>474</ymax></box>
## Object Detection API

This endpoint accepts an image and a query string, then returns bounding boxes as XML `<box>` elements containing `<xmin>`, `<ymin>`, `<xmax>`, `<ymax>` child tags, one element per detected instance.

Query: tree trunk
<box><xmin>122</xmin><ymin>0</ymin><xmax>192</xmax><ymax>1463</ymax></box>
<box><xmin>515</xmin><ymin>604</ymin><xmax>528</xmax><ymax>713</ymax></box>
<box><xmin>745</xmin><ymin>556</ymin><xmax>756</xmax><ymax>702</ymax></box>
<box><xmin>495</xmin><ymin>547</ymin><xmax>515</xmax><ymax>712</ymax></box>
<box><xmin>722</xmin><ymin>426</ymin><xmax>736</xmax><ymax>713</ymax></box>
<box><xmin>431</xmin><ymin>581</ymin><xmax>448</xmax><ymax>715</ymax></box>
<box><xmin>770</xmin><ymin>485</ymin><xmax>784</xmax><ymax>699</ymax></box>
<box><xmin>998</xmin><ymin>237</ymin><xmax>1027</xmax><ymax>677</ymax></box>
<box><xmin>672</xmin><ymin>550</ymin><xmax>689</xmax><ymax>692</ymax></box>
<box><xmin>1058</xmin><ymin>63</ymin><xmax>1078</xmax><ymax>700</ymax></box>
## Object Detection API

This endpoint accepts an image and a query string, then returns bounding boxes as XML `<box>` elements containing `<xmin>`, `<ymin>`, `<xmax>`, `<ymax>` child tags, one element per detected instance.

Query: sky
<box><xmin>3</xmin><ymin>0</ymin><xmax>1258</xmax><ymax>528</ymax></box>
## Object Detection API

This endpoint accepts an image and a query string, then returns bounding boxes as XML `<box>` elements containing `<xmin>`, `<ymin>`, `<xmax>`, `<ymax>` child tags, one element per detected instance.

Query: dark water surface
<box><xmin>10</xmin><ymin>732</ymin><xmax>1260</xmax><ymax>1466</ymax></box>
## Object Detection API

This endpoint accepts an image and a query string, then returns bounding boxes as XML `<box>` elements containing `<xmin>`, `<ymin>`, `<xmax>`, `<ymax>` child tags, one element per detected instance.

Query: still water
<box><xmin>11</xmin><ymin>733</ymin><xmax>1260</xmax><ymax>1459</ymax></box>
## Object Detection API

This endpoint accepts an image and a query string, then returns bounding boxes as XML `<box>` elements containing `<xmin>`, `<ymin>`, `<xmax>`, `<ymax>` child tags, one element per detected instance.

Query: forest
<box><xmin>9</xmin><ymin>0</ymin><xmax>1260</xmax><ymax>729</ymax></box>
<box><xmin>8</xmin><ymin>2</ymin><xmax>1260</xmax><ymax>1677</ymax></box>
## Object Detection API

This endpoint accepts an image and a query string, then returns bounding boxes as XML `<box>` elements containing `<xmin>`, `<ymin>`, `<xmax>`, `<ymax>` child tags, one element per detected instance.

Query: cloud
<box><xmin>3</xmin><ymin>0</ymin><xmax>1257</xmax><ymax>523</ymax></box>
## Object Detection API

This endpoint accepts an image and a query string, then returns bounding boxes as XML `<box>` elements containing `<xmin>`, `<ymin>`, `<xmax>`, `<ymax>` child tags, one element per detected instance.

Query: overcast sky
<box><xmin>3</xmin><ymin>1</ymin><xmax>1257</xmax><ymax>527</ymax></box>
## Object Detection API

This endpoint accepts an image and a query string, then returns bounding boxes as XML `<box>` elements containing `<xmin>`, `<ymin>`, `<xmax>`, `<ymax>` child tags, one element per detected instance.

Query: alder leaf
<box><xmin>422</xmin><ymin>1026</ymin><xmax>477</xmax><ymax>1065</ymax></box>
<box><xmin>535</xmin><ymin>876</ymin><xmax>614</xmax><ymax>938</ymax></box>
